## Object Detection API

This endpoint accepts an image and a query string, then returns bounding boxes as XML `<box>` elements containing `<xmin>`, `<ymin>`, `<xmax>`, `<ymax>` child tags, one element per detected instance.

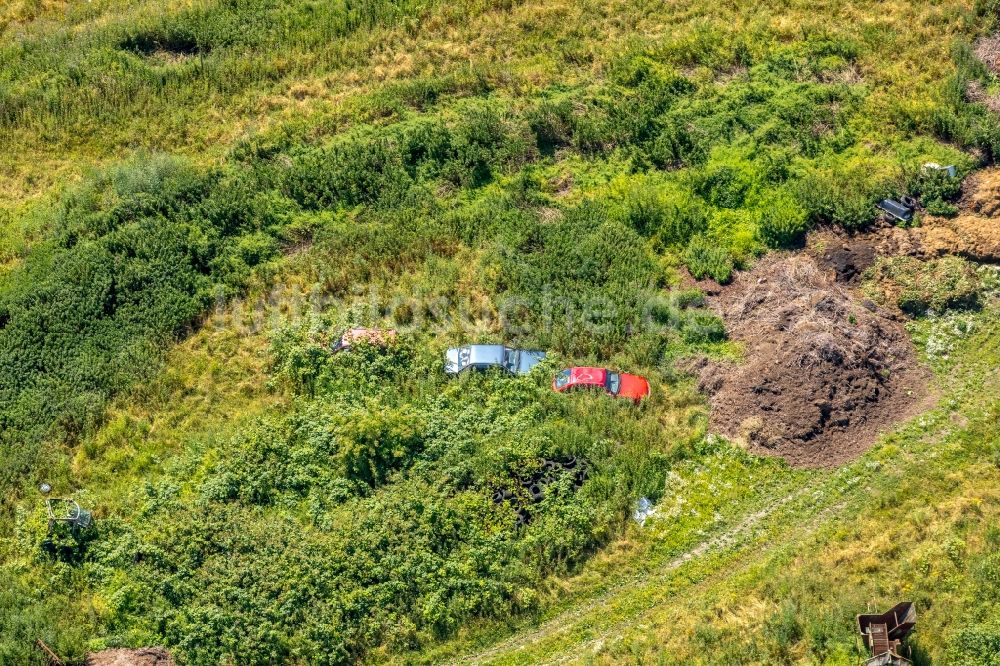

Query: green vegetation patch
<box><xmin>863</xmin><ymin>255</ymin><xmax>984</xmax><ymax>316</ymax></box>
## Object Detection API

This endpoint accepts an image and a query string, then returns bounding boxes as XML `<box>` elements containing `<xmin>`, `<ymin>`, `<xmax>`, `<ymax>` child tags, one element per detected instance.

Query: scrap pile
<box><xmin>492</xmin><ymin>457</ymin><xmax>589</xmax><ymax>526</ymax></box>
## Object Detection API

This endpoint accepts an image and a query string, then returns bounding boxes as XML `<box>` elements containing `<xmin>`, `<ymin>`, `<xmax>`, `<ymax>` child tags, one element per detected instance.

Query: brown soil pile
<box><xmin>808</xmin><ymin>223</ymin><xmax>922</xmax><ymax>284</ymax></box>
<box><xmin>697</xmin><ymin>254</ymin><xmax>932</xmax><ymax>467</ymax></box>
<box><xmin>918</xmin><ymin>168</ymin><xmax>1000</xmax><ymax>263</ymax></box>
<box><xmin>86</xmin><ymin>648</ymin><xmax>174</xmax><ymax>666</ymax></box>
<box><xmin>976</xmin><ymin>34</ymin><xmax>1000</xmax><ymax>76</ymax></box>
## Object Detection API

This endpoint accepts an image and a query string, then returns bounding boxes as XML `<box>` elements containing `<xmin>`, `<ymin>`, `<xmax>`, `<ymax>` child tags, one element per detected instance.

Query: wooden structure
<box><xmin>857</xmin><ymin>601</ymin><xmax>916</xmax><ymax>666</ymax></box>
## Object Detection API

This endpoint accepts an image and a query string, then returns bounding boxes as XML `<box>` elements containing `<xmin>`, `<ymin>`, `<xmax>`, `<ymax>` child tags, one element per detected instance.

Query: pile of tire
<box><xmin>491</xmin><ymin>456</ymin><xmax>588</xmax><ymax>527</ymax></box>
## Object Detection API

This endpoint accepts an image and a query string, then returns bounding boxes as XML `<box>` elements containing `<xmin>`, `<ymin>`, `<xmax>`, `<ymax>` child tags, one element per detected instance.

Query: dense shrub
<box><xmin>946</xmin><ymin>619</ymin><xmax>1000</xmax><ymax>665</ymax></box>
<box><xmin>487</xmin><ymin>199</ymin><xmax>662</xmax><ymax>356</ymax></box>
<box><xmin>684</xmin><ymin>234</ymin><xmax>735</xmax><ymax>283</ymax></box>
<box><xmin>445</xmin><ymin>100</ymin><xmax>536</xmax><ymax>186</ymax></box>
<box><xmin>625</xmin><ymin>186</ymin><xmax>709</xmax><ymax>248</ymax></box>
<box><xmin>906</xmin><ymin>164</ymin><xmax>964</xmax><ymax>217</ymax></box>
<box><xmin>285</xmin><ymin>135</ymin><xmax>414</xmax><ymax>210</ymax></box>
<box><xmin>0</xmin><ymin>155</ymin><xmax>290</xmax><ymax>490</ymax></box>
<box><xmin>83</xmin><ymin>353</ymin><xmax>669</xmax><ymax>664</ymax></box>
<box><xmin>695</xmin><ymin>163</ymin><xmax>755</xmax><ymax>209</ymax></box>
<box><xmin>758</xmin><ymin>188</ymin><xmax>809</xmax><ymax>247</ymax></box>
<box><xmin>649</xmin><ymin>115</ymin><xmax>710</xmax><ymax>168</ymax></box>
<box><xmin>525</xmin><ymin>95</ymin><xmax>576</xmax><ymax>155</ymax></box>
<box><xmin>793</xmin><ymin>167</ymin><xmax>882</xmax><ymax>229</ymax></box>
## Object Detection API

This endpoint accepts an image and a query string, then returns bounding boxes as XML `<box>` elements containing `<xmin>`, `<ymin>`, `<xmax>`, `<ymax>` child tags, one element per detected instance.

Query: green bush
<box><xmin>974</xmin><ymin>0</ymin><xmax>1000</xmax><ymax>20</ymax></box>
<box><xmin>285</xmin><ymin>135</ymin><xmax>413</xmax><ymax>210</ymax></box>
<box><xmin>649</xmin><ymin>115</ymin><xmax>709</xmax><ymax>168</ymax></box>
<box><xmin>525</xmin><ymin>96</ymin><xmax>575</xmax><ymax>155</ymax></box>
<box><xmin>793</xmin><ymin>168</ymin><xmax>881</xmax><ymax>229</ymax></box>
<box><xmin>0</xmin><ymin>154</ymin><xmax>303</xmax><ymax>490</ymax></box>
<box><xmin>906</xmin><ymin>164</ymin><xmax>964</xmax><ymax>217</ymax></box>
<box><xmin>445</xmin><ymin>100</ymin><xmax>535</xmax><ymax>186</ymax></box>
<box><xmin>695</xmin><ymin>164</ymin><xmax>755</xmax><ymax>209</ymax></box>
<box><xmin>680</xmin><ymin>310</ymin><xmax>727</xmax><ymax>344</ymax></box>
<box><xmin>684</xmin><ymin>234</ymin><xmax>735</xmax><ymax>283</ymax></box>
<box><xmin>946</xmin><ymin>619</ymin><xmax>1000</xmax><ymax>666</ymax></box>
<box><xmin>758</xmin><ymin>189</ymin><xmax>809</xmax><ymax>247</ymax></box>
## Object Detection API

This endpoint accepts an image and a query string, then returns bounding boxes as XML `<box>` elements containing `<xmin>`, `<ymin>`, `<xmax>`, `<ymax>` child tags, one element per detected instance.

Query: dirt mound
<box><xmin>697</xmin><ymin>254</ymin><xmax>932</xmax><ymax>467</ymax></box>
<box><xmin>918</xmin><ymin>169</ymin><xmax>1000</xmax><ymax>263</ymax></box>
<box><xmin>975</xmin><ymin>34</ymin><xmax>1000</xmax><ymax>76</ymax></box>
<box><xmin>86</xmin><ymin>648</ymin><xmax>174</xmax><ymax>666</ymax></box>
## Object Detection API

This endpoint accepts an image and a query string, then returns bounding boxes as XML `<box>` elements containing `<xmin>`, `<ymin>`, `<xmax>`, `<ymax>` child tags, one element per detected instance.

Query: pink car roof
<box><xmin>568</xmin><ymin>367</ymin><xmax>608</xmax><ymax>386</ymax></box>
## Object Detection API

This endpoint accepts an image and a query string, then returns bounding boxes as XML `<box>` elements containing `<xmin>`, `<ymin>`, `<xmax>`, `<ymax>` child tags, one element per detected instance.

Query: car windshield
<box><xmin>554</xmin><ymin>369</ymin><xmax>571</xmax><ymax>389</ymax></box>
<box><xmin>605</xmin><ymin>372</ymin><xmax>621</xmax><ymax>395</ymax></box>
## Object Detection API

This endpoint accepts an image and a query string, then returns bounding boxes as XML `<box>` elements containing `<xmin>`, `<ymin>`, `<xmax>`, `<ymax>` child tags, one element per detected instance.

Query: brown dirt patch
<box><xmin>975</xmin><ymin>34</ymin><xmax>1000</xmax><ymax>76</ymax></box>
<box><xmin>918</xmin><ymin>168</ymin><xmax>1000</xmax><ymax>263</ymax></box>
<box><xmin>697</xmin><ymin>254</ymin><xmax>933</xmax><ymax>467</ymax></box>
<box><xmin>805</xmin><ymin>169</ymin><xmax>1000</xmax><ymax>269</ymax></box>
<box><xmin>85</xmin><ymin>648</ymin><xmax>174</xmax><ymax>666</ymax></box>
<box><xmin>807</xmin><ymin>222</ymin><xmax>923</xmax><ymax>285</ymax></box>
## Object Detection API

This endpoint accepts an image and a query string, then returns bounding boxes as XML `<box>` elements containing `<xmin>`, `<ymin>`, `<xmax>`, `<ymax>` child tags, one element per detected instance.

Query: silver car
<box><xmin>445</xmin><ymin>344</ymin><xmax>546</xmax><ymax>376</ymax></box>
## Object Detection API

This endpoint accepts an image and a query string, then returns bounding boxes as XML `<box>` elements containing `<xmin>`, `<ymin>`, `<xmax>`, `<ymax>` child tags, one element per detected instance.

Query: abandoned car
<box><xmin>445</xmin><ymin>344</ymin><xmax>546</xmax><ymax>375</ymax></box>
<box><xmin>552</xmin><ymin>367</ymin><xmax>651</xmax><ymax>402</ymax></box>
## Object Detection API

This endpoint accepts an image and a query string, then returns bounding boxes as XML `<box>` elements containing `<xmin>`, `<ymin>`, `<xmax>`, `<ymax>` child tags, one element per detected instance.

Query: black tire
<box><xmin>515</xmin><ymin>508</ymin><xmax>529</xmax><ymax>527</ymax></box>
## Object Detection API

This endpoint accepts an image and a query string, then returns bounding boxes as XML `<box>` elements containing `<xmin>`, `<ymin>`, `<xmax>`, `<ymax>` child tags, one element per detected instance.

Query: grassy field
<box><xmin>1</xmin><ymin>0</ymin><xmax>1000</xmax><ymax>664</ymax></box>
<box><xmin>406</xmin><ymin>295</ymin><xmax>1000</xmax><ymax>664</ymax></box>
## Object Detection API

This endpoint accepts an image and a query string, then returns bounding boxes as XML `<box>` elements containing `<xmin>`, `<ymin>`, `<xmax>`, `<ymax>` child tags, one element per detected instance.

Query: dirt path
<box><xmin>535</xmin><ymin>496</ymin><xmax>851</xmax><ymax>666</ymax></box>
<box><xmin>452</xmin><ymin>484</ymin><xmax>813</xmax><ymax>665</ymax></box>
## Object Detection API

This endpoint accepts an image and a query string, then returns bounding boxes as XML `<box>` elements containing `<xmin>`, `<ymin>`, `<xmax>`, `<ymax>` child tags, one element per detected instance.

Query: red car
<box><xmin>552</xmin><ymin>367</ymin><xmax>650</xmax><ymax>402</ymax></box>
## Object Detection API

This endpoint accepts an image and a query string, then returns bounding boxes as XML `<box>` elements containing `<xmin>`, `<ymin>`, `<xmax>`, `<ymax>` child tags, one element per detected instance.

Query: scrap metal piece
<box><xmin>877</xmin><ymin>199</ymin><xmax>914</xmax><ymax>223</ymax></box>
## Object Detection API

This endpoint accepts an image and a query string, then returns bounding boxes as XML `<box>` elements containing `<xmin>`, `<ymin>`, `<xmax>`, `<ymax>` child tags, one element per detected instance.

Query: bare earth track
<box><xmin>454</xmin><ymin>485</ymin><xmax>813</xmax><ymax>665</ymax></box>
<box><xmin>85</xmin><ymin>648</ymin><xmax>174</xmax><ymax>666</ymax></box>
